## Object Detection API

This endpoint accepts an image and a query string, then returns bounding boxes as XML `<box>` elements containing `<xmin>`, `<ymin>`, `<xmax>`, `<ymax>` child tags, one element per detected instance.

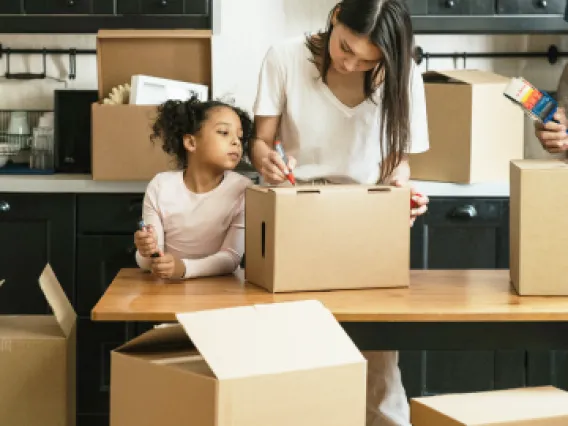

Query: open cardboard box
<box><xmin>0</xmin><ymin>264</ymin><xmax>77</xmax><ymax>426</ymax></box>
<box><xmin>110</xmin><ymin>300</ymin><xmax>367</xmax><ymax>426</ymax></box>
<box><xmin>92</xmin><ymin>30</ymin><xmax>212</xmax><ymax>181</ymax></box>
<box><xmin>411</xmin><ymin>386</ymin><xmax>568</xmax><ymax>425</ymax></box>
<box><xmin>409</xmin><ymin>69</ymin><xmax>524</xmax><ymax>184</ymax></box>
<box><xmin>245</xmin><ymin>184</ymin><xmax>411</xmax><ymax>292</ymax></box>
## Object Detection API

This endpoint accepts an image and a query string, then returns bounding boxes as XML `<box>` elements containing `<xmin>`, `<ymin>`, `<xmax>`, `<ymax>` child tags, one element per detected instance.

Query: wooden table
<box><xmin>91</xmin><ymin>268</ymin><xmax>568</xmax><ymax>351</ymax></box>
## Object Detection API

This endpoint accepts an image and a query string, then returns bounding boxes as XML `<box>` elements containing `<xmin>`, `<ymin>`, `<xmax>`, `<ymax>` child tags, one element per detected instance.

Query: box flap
<box><xmin>511</xmin><ymin>159</ymin><xmax>568</xmax><ymax>171</ymax></box>
<box><xmin>175</xmin><ymin>300</ymin><xmax>364</xmax><ymax>380</ymax></box>
<box><xmin>38</xmin><ymin>264</ymin><xmax>76</xmax><ymax>337</ymax></box>
<box><xmin>116</xmin><ymin>324</ymin><xmax>192</xmax><ymax>353</ymax></box>
<box><xmin>423</xmin><ymin>69</ymin><xmax>510</xmax><ymax>85</ymax></box>
<box><xmin>413</xmin><ymin>386</ymin><xmax>568</xmax><ymax>424</ymax></box>
<box><xmin>96</xmin><ymin>29</ymin><xmax>212</xmax><ymax>100</ymax></box>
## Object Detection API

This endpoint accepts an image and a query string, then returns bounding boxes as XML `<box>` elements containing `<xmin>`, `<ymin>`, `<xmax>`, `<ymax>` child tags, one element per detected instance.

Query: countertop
<box><xmin>0</xmin><ymin>173</ymin><xmax>510</xmax><ymax>197</ymax></box>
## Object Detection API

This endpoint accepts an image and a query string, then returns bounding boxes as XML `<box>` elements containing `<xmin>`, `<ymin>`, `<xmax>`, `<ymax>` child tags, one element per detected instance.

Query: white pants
<box><xmin>364</xmin><ymin>351</ymin><xmax>411</xmax><ymax>426</ymax></box>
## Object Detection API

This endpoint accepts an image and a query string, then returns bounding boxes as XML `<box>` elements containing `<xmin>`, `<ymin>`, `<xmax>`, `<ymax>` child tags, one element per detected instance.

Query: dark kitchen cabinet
<box><xmin>0</xmin><ymin>0</ymin><xmax>213</xmax><ymax>33</ymax></box>
<box><xmin>497</xmin><ymin>0</ymin><xmax>565</xmax><ymax>15</ymax></box>
<box><xmin>76</xmin><ymin>318</ymin><xmax>129</xmax><ymax>426</ymax></box>
<box><xmin>527</xmin><ymin>351</ymin><xmax>568</xmax><ymax>391</ymax></box>
<box><xmin>427</xmin><ymin>0</ymin><xmax>495</xmax><ymax>15</ymax></box>
<box><xmin>401</xmin><ymin>197</ymin><xmax>524</xmax><ymax>398</ymax></box>
<box><xmin>0</xmin><ymin>193</ymin><xmax>75</xmax><ymax>315</ymax></box>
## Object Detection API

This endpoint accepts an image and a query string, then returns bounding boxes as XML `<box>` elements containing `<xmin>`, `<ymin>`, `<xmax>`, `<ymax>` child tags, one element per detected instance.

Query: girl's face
<box><xmin>185</xmin><ymin>106</ymin><xmax>244</xmax><ymax>170</ymax></box>
<box><xmin>328</xmin><ymin>14</ymin><xmax>382</xmax><ymax>74</ymax></box>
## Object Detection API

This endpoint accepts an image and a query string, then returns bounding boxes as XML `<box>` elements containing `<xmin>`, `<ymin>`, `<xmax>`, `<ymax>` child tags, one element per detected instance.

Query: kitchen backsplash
<box><xmin>0</xmin><ymin>0</ymin><xmax>567</xmax><ymax>159</ymax></box>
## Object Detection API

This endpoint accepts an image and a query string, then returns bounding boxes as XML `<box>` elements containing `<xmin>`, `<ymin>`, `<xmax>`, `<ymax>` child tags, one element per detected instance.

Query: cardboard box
<box><xmin>0</xmin><ymin>264</ymin><xmax>77</xmax><ymax>426</ymax></box>
<box><xmin>110</xmin><ymin>300</ymin><xmax>367</xmax><ymax>426</ymax></box>
<box><xmin>510</xmin><ymin>159</ymin><xmax>568</xmax><ymax>295</ymax></box>
<box><xmin>245</xmin><ymin>184</ymin><xmax>410</xmax><ymax>292</ymax></box>
<box><xmin>92</xmin><ymin>30</ymin><xmax>212</xmax><ymax>181</ymax></box>
<box><xmin>409</xmin><ymin>69</ymin><xmax>524</xmax><ymax>184</ymax></box>
<box><xmin>411</xmin><ymin>386</ymin><xmax>568</xmax><ymax>426</ymax></box>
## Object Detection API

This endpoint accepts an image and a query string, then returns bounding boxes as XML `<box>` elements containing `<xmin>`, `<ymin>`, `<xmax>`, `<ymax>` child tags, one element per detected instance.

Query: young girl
<box><xmin>134</xmin><ymin>95</ymin><xmax>254</xmax><ymax>279</ymax></box>
<box><xmin>249</xmin><ymin>1</ymin><xmax>429</xmax><ymax>425</ymax></box>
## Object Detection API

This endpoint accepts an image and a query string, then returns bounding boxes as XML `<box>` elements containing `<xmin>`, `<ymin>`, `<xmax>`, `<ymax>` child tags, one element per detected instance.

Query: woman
<box><xmin>248</xmin><ymin>1</ymin><xmax>429</xmax><ymax>425</ymax></box>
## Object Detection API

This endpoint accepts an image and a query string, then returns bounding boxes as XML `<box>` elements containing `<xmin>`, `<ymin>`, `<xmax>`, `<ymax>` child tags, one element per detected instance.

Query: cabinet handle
<box><xmin>0</xmin><ymin>201</ymin><xmax>10</xmax><ymax>213</ymax></box>
<box><xmin>126</xmin><ymin>246</ymin><xmax>136</xmax><ymax>255</ymax></box>
<box><xmin>67</xmin><ymin>0</ymin><xmax>76</xmax><ymax>6</ymax></box>
<box><xmin>444</xmin><ymin>0</ymin><xmax>456</xmax><ymax>8</ymax></box>
<box><xmin>450</xmin><ymin>204</ymin><xmax>477</xmax><ymax>219</ymax></box>
<box><xmin>160</xmin><ymin>0</ymin><xmax>168</xmax><ymax>6</ymax></box>
<box><xmin>537</xmin><ymin>0</ymin><xmax>548</xmax><ymax>8</ymax></box>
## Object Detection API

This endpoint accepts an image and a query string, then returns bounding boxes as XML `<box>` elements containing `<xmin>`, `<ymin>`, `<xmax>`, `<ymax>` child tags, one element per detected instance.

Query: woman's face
<box><xmin>328</xmin><ymin>16</ymin><xmax>382</xmax><ymax>74</ymax></box>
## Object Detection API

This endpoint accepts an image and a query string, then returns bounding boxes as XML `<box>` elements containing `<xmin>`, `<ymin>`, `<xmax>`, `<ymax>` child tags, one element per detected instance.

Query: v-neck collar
<box><xmin>316</xmin><ymin>77</ymin><xmax>371</xmax><ymax>117</ymax></box>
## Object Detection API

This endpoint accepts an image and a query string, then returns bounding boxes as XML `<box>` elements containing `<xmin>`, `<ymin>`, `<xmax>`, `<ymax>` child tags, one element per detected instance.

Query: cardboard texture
<box><xmin>409</xmin><ymin>69</ymin><xmax>524</xmax><ymax>184</ymax></box>
<box><xmin>411</xmin><ymin>386</ymin><xmax>568</xmax><ymax>426</ymax></box>
<box><xmin>92</xmin><ymin>30</ymin><xmax>212</xmax><ymax>181</ymax></box>
<box><xmin>245</xmin><ymin>184</ymin><xmax>410</xmax><ymax>292</ymax></box>
<box><xmin>0</xmin><ymin>264</ymin><xmax>77</xmax><ymax>426</ymax></box>
<box><xmin>110</xmin><ymin>300</ymin><xmax>367</xmax><ymax>426</ymax></box>
<box><xmin>510</xmin><ymin>160</ymin><xmax>568</xmax><ymax>295</ymax></box>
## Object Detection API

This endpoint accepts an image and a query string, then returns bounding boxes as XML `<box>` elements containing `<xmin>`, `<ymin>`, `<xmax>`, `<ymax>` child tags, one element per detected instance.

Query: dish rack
<box><xmin>0</xmin><ymin>109</ymin><xmax>51</xmax><ymax>156</ymax></box>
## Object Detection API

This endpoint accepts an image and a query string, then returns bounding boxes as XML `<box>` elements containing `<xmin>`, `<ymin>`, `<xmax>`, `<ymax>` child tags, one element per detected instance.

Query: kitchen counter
<box><xmin>0</xmin><ymin>174</ymin><xmax>510</xmax><ymax>197</ymax></box>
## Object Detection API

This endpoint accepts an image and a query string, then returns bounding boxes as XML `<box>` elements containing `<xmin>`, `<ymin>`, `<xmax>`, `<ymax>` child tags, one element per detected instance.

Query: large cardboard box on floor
<box><xmin>411</xmin><ymin>386</ymin><xmax>568</xmax><ymax>425</ymax></box>
<box><xmin>409</xmin><ymin>69</ymin><xmax>524</xmax><ymax>184</ymax></box>
<box><xmin>92</xmin><ymin>30</ymin><xmax>212</xmax><ymax>180</ymax></box>
<box><xmin>245</xmin><ymin>184</ymin><xmax>410</xmax><ymax>292</ymax></box>
<box><xmin>510</xmin><ymin>159</ymin><xmax>568</xmax><ymax>295</ymax></box>
<box><xmin>110</xmin><ymin>300</ymin><xmax>367</xmax><ymax>426</ymax></box>
<box><xmin>0</xmin><ymin>264</ymin><xmax>76</xmax><ymax>426</ymax></box>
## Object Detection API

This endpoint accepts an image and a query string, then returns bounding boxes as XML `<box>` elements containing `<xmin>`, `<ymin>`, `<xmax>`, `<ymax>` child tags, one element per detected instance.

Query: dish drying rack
<box><xmin>0</xmin><ymin>109</ymin><xmax>51</xmax><ymax>156</ymax></box>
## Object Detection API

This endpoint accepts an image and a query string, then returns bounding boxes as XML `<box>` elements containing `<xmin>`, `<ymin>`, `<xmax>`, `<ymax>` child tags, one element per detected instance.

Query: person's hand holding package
<box><xmin>534</xmin><ymin>108</ymin><xmax>568</xmax><ymax>153</ymax></box>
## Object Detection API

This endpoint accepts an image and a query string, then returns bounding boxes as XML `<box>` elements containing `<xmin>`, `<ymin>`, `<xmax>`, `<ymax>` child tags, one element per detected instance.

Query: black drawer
<box><xmin>24</xmin><ymin>0</ymin><xmax>91</xmax><ymax>14</ymax></box>
<box><xmin>497</xmin><ymin>0</ymin><xmax>564</xmax><ymax>14</ymax></box>
<box><xmin>141</xmin><ymin>0</ymin><xmax>184</xmax><ymax>14</ymax></box>
<box><xmin>425</xmin><ymin>198</ymin><xmax>504</xmax><ymax>223</ymax></box>
<box><xmin>406</xmin><ymin>0</ymin><xmax>428</xmax><ymax>14</ymax></box>
<box><xmin>184</xmin><ymin>0</ymin><xmax>208</xmax><ymax>14</ymax></box>
<box><xmin>77</xmin><ymin>194</ymin><xmax>143</xmax><ymax>234</ymax></box>
<box><xmin>428</xmin><ymin>0</ymin><xmax>495</xmax><ymax>15</ymax></box>
<box><xmin>0</xmin><ymin>1</ymin><xmax>22</xmax><ymax>13</ymax></box>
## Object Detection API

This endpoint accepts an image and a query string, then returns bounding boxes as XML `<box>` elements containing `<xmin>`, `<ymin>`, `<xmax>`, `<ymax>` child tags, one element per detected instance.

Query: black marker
<box><xmin>138</xmin><ymin>220</ymin><xmax>160</xmax><ymax>258</ymax></box>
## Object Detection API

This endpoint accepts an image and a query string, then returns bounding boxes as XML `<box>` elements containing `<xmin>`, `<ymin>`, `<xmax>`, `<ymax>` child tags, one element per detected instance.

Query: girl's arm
<box><xmin>180</xmin><ymin>201</ymin><xmax>245</xmax><ymax>279</ymax></box>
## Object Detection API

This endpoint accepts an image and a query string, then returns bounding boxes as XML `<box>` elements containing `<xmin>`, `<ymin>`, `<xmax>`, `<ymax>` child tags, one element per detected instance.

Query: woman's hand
<box><xmin>392</xmin><ymin>179</ymin><xmax>429</xmax><ymax>226</ymax></box>
<box><xmin>134</xmin><ymin>225</ymin><xmax>158</xmax><ymax>257</ymax></box>
<box><xmin>534</xmin><ymin>108</ymin><xmax>568</xmax><ymax>153</ymax></box>
<box><xmin>260</xmin><ymin>149</ymin><xmax>297</xmax><ymax>185</ymax></box>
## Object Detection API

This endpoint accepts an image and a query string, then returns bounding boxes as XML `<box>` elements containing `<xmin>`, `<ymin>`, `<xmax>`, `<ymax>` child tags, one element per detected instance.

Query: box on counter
<box><xmin>411</xmin><ymin>386</ymin><xmax>568</xmax><ymax>426</ymax></box>
<box><xmin>110</xmin><ymin>300</ymin><xmax>367</xmax><ymax>426</ymax></box>
<box><xmin>0</xmin><ymin>264</ymin><xmax>77</xmax><ymax>426</ymax></box>
<box><xmin>510</xmin><ymin>159</ymin><xmax>568</xmax><ymax>295</ymax></box>
<box><xmin>92</xmin><ymin>30</ymin><xmax>212</xmax><ymax>181</ymax></box>
<box><xmin>245</xmin><ymin>184</ymin><xmax>410</xmax><ymax>292</ymax></box>
<box><xmin>409</xmin><ymin>69</ymin><xmax>524</xmax><ymax>184</ymax></box>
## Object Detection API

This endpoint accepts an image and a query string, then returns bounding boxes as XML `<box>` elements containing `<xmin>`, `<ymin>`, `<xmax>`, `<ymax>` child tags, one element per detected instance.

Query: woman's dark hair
<box><xmin>306</xmin><ymin>0</ymin><xmax>414</xmax><ymax>183</ymax></box>
<box><xmin>150</xmin><ymin>95</ymin><xmax>255</xmax><ymax>169</ymax></box>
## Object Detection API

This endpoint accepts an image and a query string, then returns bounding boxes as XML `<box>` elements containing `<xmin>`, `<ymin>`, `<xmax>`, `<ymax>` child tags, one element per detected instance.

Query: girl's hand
<box><xmin>534</xmin><ymin>108</ymin><xmax>568</xmax><ymax>153</ymax></box>
<box><xmin>134</xmin><ymin>225</ymin><xmax>158</xmax><ymax>257</ymax></box>
<box><xmin>392</xmin><ymin>179</ymin><xmax>429</xmax><ymax>227</ymax></box>
<box><xmin>151</xmin><ymin>252</ymin><xmax>186</xmax><ymax>279</ymax></box>
<box><xmin>260</xmin><ymin>150</ymin><xmax>297</xmax><ymax>185</ymax></box>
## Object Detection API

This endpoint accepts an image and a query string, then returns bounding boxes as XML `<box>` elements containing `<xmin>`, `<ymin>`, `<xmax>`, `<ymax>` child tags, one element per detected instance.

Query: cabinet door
<box><xmin>405</xmin><ymin>0</ymin><xmax>428</xmax><ymax>14</ymax></box>
<box><xmin>412</xmin><ymin>198</ymin><xmax>509</xmax><ymax>269</ymax></box>
<box><xmin>77</xmin><ymin>318</ymin><xmax>128</xmax><ymax>426</ymax></box>
<box><xmin>184</xmin><ymin>0</ymin><xmax>208</xmax><ymax>14</ymax></box>
<box><xmin>427</xmin><ymin>0</ymin><xmax>495</xmax><ymax>15</ymax></box>
<box><xmin>77</xmin><ymin>194</ymin><xmax>143</xmax><ymax>235</ymax></box>
<box><xmin>0</xmin><ymin>1</ymin><xmax>23</xmax><ymax>13</ymax></box>
<box><xmin>117</xmin><ymin>0</ymin><xmax>208</xmax><ymax>14</ymax></box>
<box><xmin>24</xmin><ymin>0</ymin><xmax>91</xmax><ymax>14</ymax></box>
<box><xmin>141</xmin><ymin>0</ymin><xmax>183</xmax><ymax>14</ymax></box>
<box><xmin>497</xmin><ymin>0</ymin><xmax>564</xmax><ymax>15</ymax></box>
<box><xmin>76</xmin><ymin>235</ymin><xmax>138</xmax><ymax>316</ymax></box>
<box><xmin>527</xmin><ymin>351</ymin><xmax>568</xmax><ymax>391</ymax></box>
<box><xmin>0</xmin><ymin>194</ymin><xmax>74</xmax><ymax>314</ymax></box>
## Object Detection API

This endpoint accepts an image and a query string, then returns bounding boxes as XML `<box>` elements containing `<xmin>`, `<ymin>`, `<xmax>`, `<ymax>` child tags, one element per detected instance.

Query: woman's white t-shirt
<box><xmin>253</xmin><ymin>36</ymin><xmax>430</xmax><ymax>185</ymax></box>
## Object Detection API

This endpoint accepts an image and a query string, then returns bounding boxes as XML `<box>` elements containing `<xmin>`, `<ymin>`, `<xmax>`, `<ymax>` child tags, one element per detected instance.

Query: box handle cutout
<box><xmin>296</xmin><ymin>189</ymin><xmax>321</xmax><ymax>194</ymax></box>
<box><xmin>261</xmin><ymin>221</ymin><xmax>266</xmax><ymax>258</ymax></box>
<box><xmin>367</xmin><ymin>187</ymin><xmax>391</xmax><ymax>194</ymax></box>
